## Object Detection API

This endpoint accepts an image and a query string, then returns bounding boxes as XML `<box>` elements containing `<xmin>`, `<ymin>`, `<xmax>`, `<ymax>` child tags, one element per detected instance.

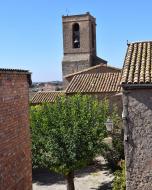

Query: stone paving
<box><xmin>33</xmin><ymin>157</ymin><xmax>114</xmax><ymax>190</ymax></box>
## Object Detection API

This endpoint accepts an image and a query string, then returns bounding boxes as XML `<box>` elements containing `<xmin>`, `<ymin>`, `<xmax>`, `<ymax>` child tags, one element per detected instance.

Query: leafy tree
<box><xmin>30</xmin><ymin>95</ymin><xmax>110</xmax><ymax>190</ymax></box>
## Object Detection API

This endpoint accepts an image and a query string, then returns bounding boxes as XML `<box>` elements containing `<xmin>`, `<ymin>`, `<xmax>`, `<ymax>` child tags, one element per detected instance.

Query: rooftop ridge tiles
<box><xmin>0</xmin><ymin>68</ymin><xmax>30</xmax><ymax>73</ymax></box>
<box><xmin>64</xmin><ymin>64</ymin><xmax>121</xmax><ymax>78</ymax></box>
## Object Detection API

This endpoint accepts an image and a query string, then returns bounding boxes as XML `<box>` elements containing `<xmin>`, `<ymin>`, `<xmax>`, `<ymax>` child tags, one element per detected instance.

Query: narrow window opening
<box><xmin>73</xmin><ymin>23</ymin><xmax>80</xmax><ymax>48</ymax></box>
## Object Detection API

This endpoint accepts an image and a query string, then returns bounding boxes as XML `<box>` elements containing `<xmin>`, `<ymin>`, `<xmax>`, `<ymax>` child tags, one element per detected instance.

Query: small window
<box><xmin>73</xmin><ymin>23</ymin><xmax>80</xmax><ymax>48</ymax></box>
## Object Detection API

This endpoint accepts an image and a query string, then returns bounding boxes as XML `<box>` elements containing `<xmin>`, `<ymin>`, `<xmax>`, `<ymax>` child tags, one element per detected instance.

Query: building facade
<box><xmin>0</xmin><ymin>69</ymin><xmax>32</xmax><ymax>190</ymax></box>
<box><xmin>121</xmin><ymin>41</ymin><xmax>152</xmax><ymax>190</ymax></box>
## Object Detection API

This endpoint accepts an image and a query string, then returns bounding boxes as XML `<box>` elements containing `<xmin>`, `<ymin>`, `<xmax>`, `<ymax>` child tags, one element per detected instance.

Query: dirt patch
<box><xmin>33</xmin><ymin>157</ymin><xmax>113</xmax><ymax>190</ymax></box>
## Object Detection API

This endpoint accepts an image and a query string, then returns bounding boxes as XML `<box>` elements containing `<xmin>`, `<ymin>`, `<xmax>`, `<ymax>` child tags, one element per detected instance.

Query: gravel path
<box><xmin>33</xmin><ymin>157</ymin><xmax>113</xmax><ymax>190</ymax></box>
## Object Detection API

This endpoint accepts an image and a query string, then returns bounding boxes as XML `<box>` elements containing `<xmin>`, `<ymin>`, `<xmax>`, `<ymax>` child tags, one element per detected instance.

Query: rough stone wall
<box><xmin>62</xmin><ymin>13</ymin><xmax>97</xmax><ymax>89</ymax></box>
<box><xmin>123</xmin><ymin>89</ymin><xmax>152</xmax><ymax>190</ymax></box>
<box><xmin>62</xmin><ymin>60</ymin><xmax>91</xmax><ymax>88</ymax></box>
<box><xmin>62</xmin><ymin>13</ymin><xmax>108</xmax><ymax>89</ymax></box>
<box><xmin>0</xmin><ymin>72</ymin><xmax>32</xmax><ymax>190</ymax></box>
<box><xmin>62</xmin><ymin>13</ymin><xmax>96</xmax><ymax>55</ymax></box>
<box><xmin>95</xmin><ymin>92</ymin><xmax>122</xmax><ymax>117</ymax></box>
<box><xmin>62</xmin><ymin>60</ymin><xmax>91</xmax><ymax>77</ymax></box>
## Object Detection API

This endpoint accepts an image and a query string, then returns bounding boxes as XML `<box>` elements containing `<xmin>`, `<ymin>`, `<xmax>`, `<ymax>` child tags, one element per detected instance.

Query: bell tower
<box><xmin>62</xmin><ymin>12</ymin><xmax>107</xmax><ymax>88</ymax></box>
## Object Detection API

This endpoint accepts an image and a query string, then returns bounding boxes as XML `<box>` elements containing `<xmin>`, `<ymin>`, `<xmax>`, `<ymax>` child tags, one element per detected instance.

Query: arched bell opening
<box><xmin>72</xmin><ymin>23</ymin><xmax>80</xmax><ymax>48</ymax></box>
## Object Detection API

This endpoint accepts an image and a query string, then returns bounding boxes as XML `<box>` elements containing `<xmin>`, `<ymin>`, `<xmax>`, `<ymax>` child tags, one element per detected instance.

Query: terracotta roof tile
<box><xmin>66</xmin><ymin>73</ymin><xmax>121</xmax><ymax>93</ymax></box>
<box><xmin>121</xmin><ymin>41</ymin><xmax>152</xmax><ymax>86</ymax></box>
<box><xmin>31</xmin><ymin>91</ymin><xmax>65</xmax><ymax>104</ymax></box>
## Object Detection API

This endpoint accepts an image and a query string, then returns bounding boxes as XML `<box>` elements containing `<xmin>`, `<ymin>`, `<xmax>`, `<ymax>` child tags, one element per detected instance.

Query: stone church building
<box><xmin>121</xmin><ymin>41</ymin><xmax>152</xmax><ymax>190</ymax></box>
<box><xmin>32</xmin><ymin>12</ymin><xmax>122</xmax><ymax>108</ymax></box>
<box><xmin>62</xmin><ymin>12</ymin><xmax>107</xmax><ymax>79</ymax></box>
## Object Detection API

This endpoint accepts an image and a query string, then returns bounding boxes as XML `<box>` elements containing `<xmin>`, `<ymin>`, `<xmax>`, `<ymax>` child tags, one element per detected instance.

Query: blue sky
<box><xmin>0</xmin><ymin>0</ymin><xmax>152</xmax><ymax>82</ymax></box>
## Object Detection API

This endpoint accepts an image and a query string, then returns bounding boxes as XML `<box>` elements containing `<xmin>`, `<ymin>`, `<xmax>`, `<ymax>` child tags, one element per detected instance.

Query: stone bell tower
<box><xmin>62</xmin><ymin>12</ymin><xmax>106</xmax><ymax>79</ymax></box>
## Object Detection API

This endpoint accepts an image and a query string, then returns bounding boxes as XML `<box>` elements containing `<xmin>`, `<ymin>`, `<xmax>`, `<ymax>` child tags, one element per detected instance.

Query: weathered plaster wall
<box><xmin>123</xmin><ymin>89</ymin><xmax>152</xmax><ymax>190</ymax></box>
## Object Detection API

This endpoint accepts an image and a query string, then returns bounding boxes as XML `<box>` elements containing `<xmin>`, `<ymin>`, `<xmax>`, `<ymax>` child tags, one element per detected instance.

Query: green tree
<box><xmin>30</xmin><ymin>95</ymin><xmax>110</xmax><ymax>190</ymax></box>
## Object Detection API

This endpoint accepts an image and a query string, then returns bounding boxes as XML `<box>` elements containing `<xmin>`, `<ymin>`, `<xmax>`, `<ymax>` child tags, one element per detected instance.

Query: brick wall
<box><xmin>123</xmin><ymin>89</ymin><xmax>152</xmax><ymax>190</ymax></box>
<box><xmin>0</xmin><ymin>71</ymin><xmax>32</xmax><ymax>190</ymax></box>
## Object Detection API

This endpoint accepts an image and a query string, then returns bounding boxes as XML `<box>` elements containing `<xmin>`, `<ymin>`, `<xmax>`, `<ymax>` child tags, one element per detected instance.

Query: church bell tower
<box><xmin>62</xmin><ymin>12</ymin><xmax>97</xmax><ymax>78</ymax></box>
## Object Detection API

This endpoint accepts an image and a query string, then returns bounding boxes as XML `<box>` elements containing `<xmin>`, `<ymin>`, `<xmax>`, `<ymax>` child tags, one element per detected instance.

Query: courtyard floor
<box><xmin>32</xmin><ymin>157</ymin><xmax>114</xmax><ymax>190</ymax></box>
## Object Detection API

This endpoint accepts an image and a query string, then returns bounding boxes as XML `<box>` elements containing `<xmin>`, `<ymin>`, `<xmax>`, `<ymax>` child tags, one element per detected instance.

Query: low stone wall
<box><xmin>0</xmin><ymin>71</ymin><xmax>32</xmax><ymax>190</ymax></box>
<box><xmin>96</xmin><ymin>92</ymin><xmax>122</xmax><ymax>117</ymax></box>
<box><xmin>123</xmin><ymin>89</ymin><xmax>152</xmax><ymax>190</ymax></box>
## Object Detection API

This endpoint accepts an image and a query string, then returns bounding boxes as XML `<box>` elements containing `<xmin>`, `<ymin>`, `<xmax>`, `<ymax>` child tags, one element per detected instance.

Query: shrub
<box><xmin>104</xmin><ymin>105</ymin><xmax>124</xmax><ymax>171</ymax></box>
<box><xmin>112</xmin><ymin>160</ymin><xmax>126</xmax><ymax>190</ymax></box>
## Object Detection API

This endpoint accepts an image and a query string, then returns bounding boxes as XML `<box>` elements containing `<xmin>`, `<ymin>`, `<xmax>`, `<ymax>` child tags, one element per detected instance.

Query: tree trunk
<box><xmin>66</xmin><ymin>171</ymin><xmax>75</xmax><ymax>190</ymax></box>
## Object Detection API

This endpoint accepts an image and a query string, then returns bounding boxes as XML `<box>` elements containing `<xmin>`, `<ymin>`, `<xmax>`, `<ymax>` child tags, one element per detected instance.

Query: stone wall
<box><xmin>0</xmin><ymin>71</ymin><xmax>32</xmax><ymax>190</ymax></box>
<box><xmin>123</xmin><ymin>89</ymin><xmax>152</xmax><ymax>190</ymax></box>
<box><xmin>62</xmin><ymin>13</ymin><xmax>96</xmax><ymax>55</ymax></box>
<box><xmin>62</xmin><ymin>60</ymin><xmax>91</xmax><ymax>88</ymax></box>
<box><xmin>95</xmin><ymin>92</ymin><xmax>122</xmax><ymax>117</ymax></box>
<box><xmin>62</xmin><ymin>59</ymin><xmax>91</xmax><ymax>77</ymax></box>
<box><xmin>62</xmin><ymin>13</ymin><xmax>105</xmax><ymax>89</ymax></box>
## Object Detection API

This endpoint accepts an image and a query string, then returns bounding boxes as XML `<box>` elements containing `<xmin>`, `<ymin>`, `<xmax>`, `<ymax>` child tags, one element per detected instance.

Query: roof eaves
<box><xmin>121</xmin><ymin>83</ymin><xmax>152</xmax><ymax>89</ymax></box>
<box><xmin>0</xmin><ymin>68</ymin><xmax>30</xmax><ymax>73</ymax></box>
<box><xmin>127</xmin><ymin>40</ymin><xmax>152</xmax><ymax>45</ymax></box>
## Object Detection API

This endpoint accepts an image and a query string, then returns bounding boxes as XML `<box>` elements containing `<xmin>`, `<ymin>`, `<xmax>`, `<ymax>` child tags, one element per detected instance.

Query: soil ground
<box><xmin>32</xmin><ymin>157</ymin><xmax>114</xmax><ymax>190</ymax></box>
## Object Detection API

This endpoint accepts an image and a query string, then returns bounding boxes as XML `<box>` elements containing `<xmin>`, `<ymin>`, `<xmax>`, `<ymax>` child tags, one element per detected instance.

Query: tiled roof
<box><xmin>121</xmin><ymin>41</ymin><xmax>152</xmax><ymax>86</ymax></box>
<box><xmin>66</xmin><ymin>73</ymin><xmax>121</xmax><ymax>93</ymax></box>
<box><xmin>65</xmin><ymin>64</ymin><xmax>121</xmax><ymax>79</ymax></box>
<box><xmin>31</xmin><ymin>91</ymin><xmax>65</xmax><ymax>104</ymax></box>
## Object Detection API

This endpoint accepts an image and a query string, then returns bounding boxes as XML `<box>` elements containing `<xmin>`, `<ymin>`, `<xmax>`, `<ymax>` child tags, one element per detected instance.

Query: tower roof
<box><xmin>62</xmin><ymin>12</ymin><xmax>96</xmax><ymax>23</ymax></box>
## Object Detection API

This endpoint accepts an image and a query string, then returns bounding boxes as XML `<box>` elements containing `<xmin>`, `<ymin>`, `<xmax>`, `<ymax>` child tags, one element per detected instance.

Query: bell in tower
<box><xmin>73</xmin><ymin>23</ymin><xmax>80</xmax><ymax>48</ymax></box>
